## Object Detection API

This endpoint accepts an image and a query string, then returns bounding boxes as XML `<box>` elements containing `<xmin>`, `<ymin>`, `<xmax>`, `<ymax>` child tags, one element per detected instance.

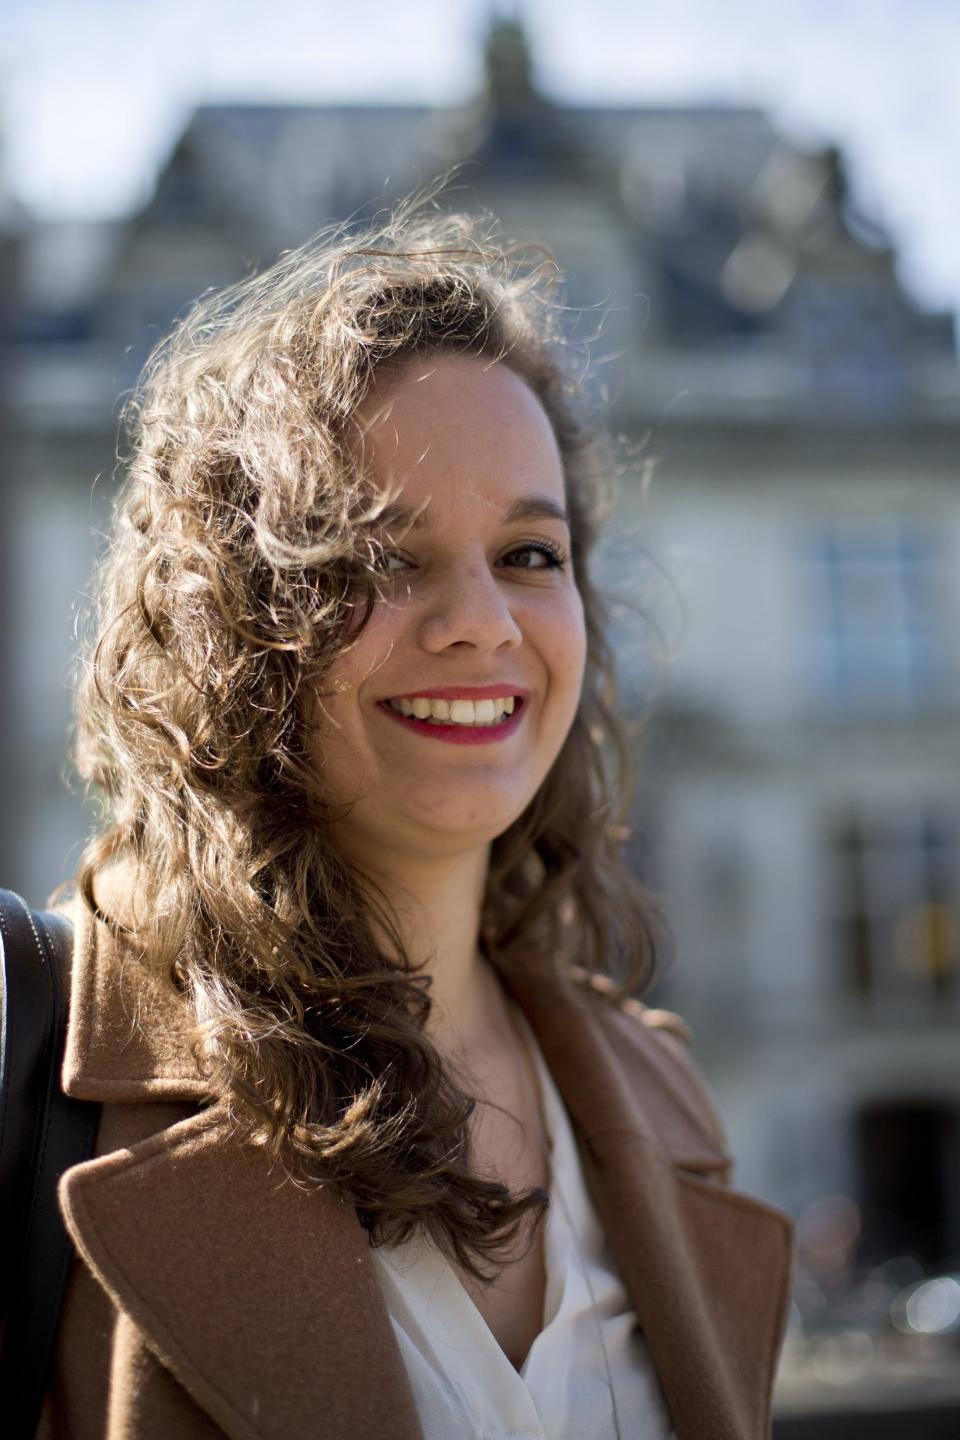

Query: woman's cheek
<box><xmin>558</xmin><ymin>588</ymin><xmax>587</xmax><ymax>691</ymax></box>
<box><xmin>329</xmin><ymin>608</ymin><xmax>401</xmax><ymax>699</ymax></box>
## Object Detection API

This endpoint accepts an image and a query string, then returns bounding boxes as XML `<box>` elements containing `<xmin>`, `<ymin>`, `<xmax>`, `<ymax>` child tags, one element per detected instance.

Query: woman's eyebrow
<box><xmin>372</xmin><ymin>501</ymin><xmax>434</xmax><ymax>532</ymax></box>
<box><xmin>375</xmin><ymin>495</ymin><xmax>570</xmax><ymax>532</ymax></box>
<box><xmin>502</xmin><ymin>496</ymin><xmax>570</xmax><ymax>528</ymax></box>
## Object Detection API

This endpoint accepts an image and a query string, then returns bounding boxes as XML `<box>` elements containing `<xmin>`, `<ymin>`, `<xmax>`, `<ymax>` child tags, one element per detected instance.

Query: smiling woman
<box><xmin>33</xmin><ymin>197</ymin><xmax>796</xmax><ymax>1440</ymax></box>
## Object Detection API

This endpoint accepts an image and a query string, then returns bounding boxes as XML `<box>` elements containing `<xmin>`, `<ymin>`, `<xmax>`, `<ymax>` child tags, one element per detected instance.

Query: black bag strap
<box><xmin>0</xmin><ymin>888</ymin><xmax>100</xmax><ymax>1438</ymax></box>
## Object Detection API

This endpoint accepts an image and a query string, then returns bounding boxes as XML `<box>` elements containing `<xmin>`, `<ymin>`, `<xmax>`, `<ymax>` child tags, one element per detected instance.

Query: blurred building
<box><xmin>1</xmin><ymin>129</ymin><xmax>29</xmax><ymax>874</ymax></box>
<box><xmin>6</xmin><ymin>17</ymin><xmax>960</xmax><ymax>1418</ymax></box>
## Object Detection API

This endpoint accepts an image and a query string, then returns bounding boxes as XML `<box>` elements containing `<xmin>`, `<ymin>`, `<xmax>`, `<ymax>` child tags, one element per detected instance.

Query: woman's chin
<box><xmin>341</xmin><ymin>800</ymin><xmax>528</xmax><ymax>866</ymax></box>
<box><xmin>403</xmin><ymin>807</ymin><xmax>522</xmax><ymax>853</ymax></box>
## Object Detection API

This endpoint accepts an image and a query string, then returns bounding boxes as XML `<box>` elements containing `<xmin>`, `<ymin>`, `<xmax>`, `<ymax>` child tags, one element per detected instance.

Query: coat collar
<box><xmin>59</xmin><ymin>883</ymin><xmax>795</xmax><ymax>1440</ymax></box>
<box><xmin>61</xmin><ymin>876</ymin><xmax>213</xmax><ymax>1105</ymax></box>
<box><xmin>59</xmin><ymin>879</ymin><xmax>730</xmax><ymax>1175</ymax></box>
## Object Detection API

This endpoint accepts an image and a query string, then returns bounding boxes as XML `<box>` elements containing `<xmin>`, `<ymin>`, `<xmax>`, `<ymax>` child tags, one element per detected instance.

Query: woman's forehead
<box><xmin>353</xmin><ymin>353</ymin><xmax>566</xmax><ymax>511</ymax></box>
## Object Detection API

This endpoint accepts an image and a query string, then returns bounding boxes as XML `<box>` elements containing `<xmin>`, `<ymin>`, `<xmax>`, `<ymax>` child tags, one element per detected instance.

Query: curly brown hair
<box><xmin>68</xmin><ymin>196</ymin><xmax>667</xmax><ymax>1280</ymax></box>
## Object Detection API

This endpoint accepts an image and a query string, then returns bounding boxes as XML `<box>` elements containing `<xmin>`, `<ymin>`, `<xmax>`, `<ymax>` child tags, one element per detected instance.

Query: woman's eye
<box><xmin>502</xmin><ymin>542</ymin><xmax>568</xmax><ymax>571</ymax></box>
<box><xmin>374</xmin><ymin>550</ymin><xmax>412</xmax><ymax>574</ymax></box>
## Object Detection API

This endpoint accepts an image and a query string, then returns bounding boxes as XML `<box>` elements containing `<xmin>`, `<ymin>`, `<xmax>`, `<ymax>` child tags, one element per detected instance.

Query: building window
<box><xmin>805</xmin><ymin>527</ymin><xmax>948</xmax><ymax>710</ymax></box>
<box><xmin>854</xmin><ymin>1100</ymin><xmax>960</xmax><ymax>1268</ymax></box>
<box><xmin>827</xmin><ymin>807</ymin><xmax>959</xmax><ymax>1005</ymax></box>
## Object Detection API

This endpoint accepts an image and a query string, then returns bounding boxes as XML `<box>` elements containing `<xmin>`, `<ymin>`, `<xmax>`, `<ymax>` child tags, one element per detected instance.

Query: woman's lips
<box><xmin>377</xmin><ymin>696</ymin><xmax>526</xmax><ymax>746</ymax></box>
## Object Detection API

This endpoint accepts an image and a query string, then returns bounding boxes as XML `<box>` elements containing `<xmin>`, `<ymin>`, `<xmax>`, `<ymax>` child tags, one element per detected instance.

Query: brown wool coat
<box><xmin>39</xmin><ymin>886</ymin><xmax>796</xmax><ymax>1440</ymax></box>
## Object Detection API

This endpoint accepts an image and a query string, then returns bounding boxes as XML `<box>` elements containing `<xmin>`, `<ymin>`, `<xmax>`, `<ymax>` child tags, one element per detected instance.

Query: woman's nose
<box><xmin>415</xmin><ymin>562</ymin><xmax>522</xmax><ymax>654</ymax></box>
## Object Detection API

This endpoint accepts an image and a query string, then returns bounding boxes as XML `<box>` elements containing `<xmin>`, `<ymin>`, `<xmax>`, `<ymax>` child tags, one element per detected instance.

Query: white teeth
<box><xmin>386</xmin><ymin>695</ymin><xmax>520</xmax><ymax>726</ymax></box>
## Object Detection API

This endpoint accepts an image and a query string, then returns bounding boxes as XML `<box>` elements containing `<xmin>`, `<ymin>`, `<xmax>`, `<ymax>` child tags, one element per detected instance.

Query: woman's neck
<box><xmin>350</xmin><ymin>842</ymin><xmax>504</xmax><ymax>1055</ymax></box>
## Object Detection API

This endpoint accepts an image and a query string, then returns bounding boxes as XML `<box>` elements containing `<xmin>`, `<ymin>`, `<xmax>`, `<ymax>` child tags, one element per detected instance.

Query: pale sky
<box><xmin>1</xmin><ymin>0</ymin><xmax>958</xmax><ymax>327</ymax></box>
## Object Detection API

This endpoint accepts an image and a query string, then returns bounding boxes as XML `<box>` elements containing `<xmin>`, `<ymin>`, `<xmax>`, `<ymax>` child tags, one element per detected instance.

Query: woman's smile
<box><xmin>378</xmin><ymin>687</ymin><xmax>529</xmax><ymax>745</ymax></box>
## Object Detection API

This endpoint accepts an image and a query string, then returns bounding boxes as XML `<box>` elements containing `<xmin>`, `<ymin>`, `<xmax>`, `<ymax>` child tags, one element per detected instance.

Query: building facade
<box><xmin>6</xmin><ymin>20</ymin><xmax>960</xmax><ymax>1410</ymax></box>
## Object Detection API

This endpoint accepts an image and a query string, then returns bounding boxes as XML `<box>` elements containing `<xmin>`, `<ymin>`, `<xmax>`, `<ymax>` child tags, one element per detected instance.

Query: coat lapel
<box><xmin>59</xmin><ymin>1102</ymin><xmax>423</xmax><ymax>1440</ymax></box>
<box><xmin>510</xmin><ymin>970</ymin><xmax>796</xmax><ymax>1440</ymax></box>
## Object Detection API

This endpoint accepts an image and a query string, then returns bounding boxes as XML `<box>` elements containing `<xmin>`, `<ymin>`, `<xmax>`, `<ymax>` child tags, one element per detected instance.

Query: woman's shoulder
<box><xmin>564</xmin><ymin>965</ymin><xmax>733</xmax><ymax>1176</ymax></box>
<box><xmin>566</xmin><ymin>965</ymin><xmax>692</xmax><ymax>1041</ymax></box>
<box><xmin>57</xmin><ymin>869</ymin><xmax>212</xmax><ymax>1107</ymax></box>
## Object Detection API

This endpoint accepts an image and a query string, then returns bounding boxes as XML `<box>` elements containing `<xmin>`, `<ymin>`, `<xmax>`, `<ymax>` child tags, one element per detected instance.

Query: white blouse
<box><xmin>371</xmin><ymin>1015</ymin><xmax>676</xmax><ymax>1440</ymax></box>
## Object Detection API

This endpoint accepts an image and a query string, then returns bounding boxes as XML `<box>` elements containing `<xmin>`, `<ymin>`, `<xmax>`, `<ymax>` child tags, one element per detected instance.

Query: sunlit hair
<box><xmin>69</xmin><ymin>196</ymin><xmax>668</xmax><ymax>1279</ymax></box>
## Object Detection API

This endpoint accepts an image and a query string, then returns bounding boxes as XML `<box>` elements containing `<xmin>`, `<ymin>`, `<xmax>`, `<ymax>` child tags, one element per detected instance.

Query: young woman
<box><xmin>43</xmin><ymin>203</ymin><xmax>795</xmax><ymax>1440</ymax></box>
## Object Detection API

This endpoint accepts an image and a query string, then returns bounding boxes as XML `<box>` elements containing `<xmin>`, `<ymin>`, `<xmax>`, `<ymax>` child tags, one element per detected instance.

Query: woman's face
<box><xmin>313</xmin><ymin>352</ymin><xmax>587</xmax><ymax>868</ymax></box>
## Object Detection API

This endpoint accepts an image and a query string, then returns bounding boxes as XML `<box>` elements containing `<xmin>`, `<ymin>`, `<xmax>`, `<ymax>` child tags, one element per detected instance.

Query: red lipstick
<box><xmin>377</xmin><ymin>694</ymin><xmax>527</xmax><ymax>746</ymax></box>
